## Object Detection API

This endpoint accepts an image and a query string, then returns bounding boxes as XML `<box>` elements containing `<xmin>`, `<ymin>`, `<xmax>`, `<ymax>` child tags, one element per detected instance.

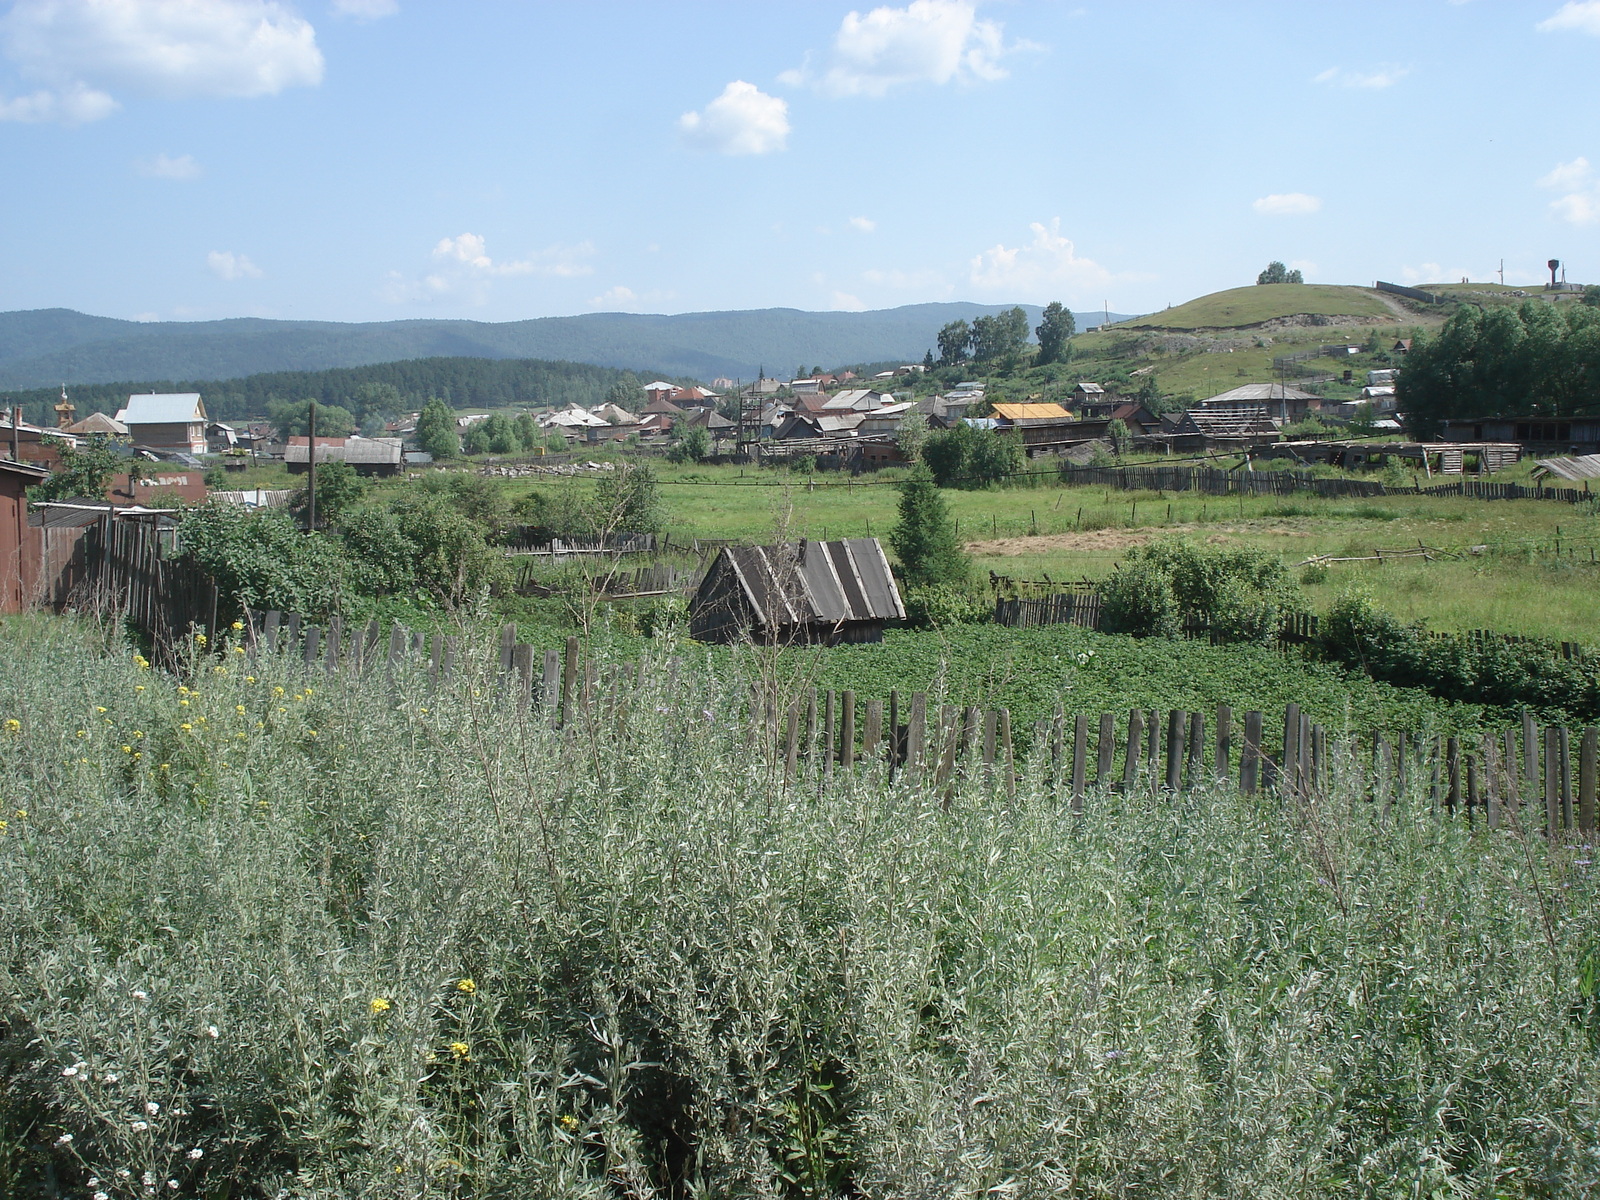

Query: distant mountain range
<box><xmin>0</xmin><ymin>303</ymin><xmax>1136</xmax><ymax>389</ymax></box>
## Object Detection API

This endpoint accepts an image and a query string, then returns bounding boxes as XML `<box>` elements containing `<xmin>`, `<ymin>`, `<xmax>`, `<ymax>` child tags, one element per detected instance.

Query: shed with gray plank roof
<box><xmin>690</xmin><ymin>538</ymin><xmax>905</xmax><ymax>645</ymax></box>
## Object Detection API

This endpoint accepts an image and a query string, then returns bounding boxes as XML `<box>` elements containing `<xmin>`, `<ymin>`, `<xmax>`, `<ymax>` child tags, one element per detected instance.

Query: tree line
<box><xmin>1399</xmin><ymin>298</ymin><xmax>1600</xmax><ymax>436</ymax></box>
<box><xmin>933</xmin><ymin>302</ymin><xmax>1077</xmax><ymax>369</ymax></box>
<box><xmin>2</xmin><ymin>356</ymin><xmax>684</xmax><ymax>428</ymax></box>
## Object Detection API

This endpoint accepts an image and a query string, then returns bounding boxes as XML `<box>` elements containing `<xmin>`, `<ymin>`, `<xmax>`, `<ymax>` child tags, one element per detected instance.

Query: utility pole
<box><xmin>1498</xmin><ymin>259</ymin><xmax>1505</xmax><ymax>286</ymax></box>
<box><xmin>306</xmin><ymin>399</ymin><xmax>317</xmax><ymax>533</ymax></box>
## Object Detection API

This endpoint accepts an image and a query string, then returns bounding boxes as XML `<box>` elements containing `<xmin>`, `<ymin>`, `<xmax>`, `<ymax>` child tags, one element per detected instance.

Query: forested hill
<box><xmin>0</xmin><ymin>303</ymin><xmax>1132</xmax><ymax>390</ymax></box>
<box><xmin>3</xmin><ymin>357</ymin><xmax>665</xmax><ymax>426</ymax></box>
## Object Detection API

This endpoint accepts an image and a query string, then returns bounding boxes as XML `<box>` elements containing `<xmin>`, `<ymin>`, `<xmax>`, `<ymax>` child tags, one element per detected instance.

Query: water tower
<box><xmin>1548</xmin><ymin>259</ymin><xmax>1561</xmax><ymax>289</ymax></box>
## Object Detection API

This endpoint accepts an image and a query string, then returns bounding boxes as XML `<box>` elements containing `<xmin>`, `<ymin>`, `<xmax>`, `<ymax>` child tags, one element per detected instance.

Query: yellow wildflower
<box><xmin>448</xmin><ymin>1042</ymin><xmax>470</xmax><ymax>1061</ymax></box>
<box><xmin>236</xmin><ymin>705</ymin><xmax>246</xmax><ymax>715</ymax></box>
<box><xmin>558</xmin><ymin>1114</ymin><xmax>579</xmax><ymax>1132</ymax></box>
<box><xmin>95</xmin><ymin>706</ymin><xmax>107</xmax><ymax>714</ymax></box>
<box><xmin>369</xmin><ymin>997</ymin><xmax>391</xmax><ymax>1015</ymax></box>
<box><xmin>12</xmin><ymin>809</ymin><xmax>22</xmax><ymax>819</ymax></box>
<box><xmin>76</xmin><ymin>730</ymin><xmax>86</xmax><ymax>738</ymax></box>
<box><xmin>179</xmin><ymin>699</ymin><xmax>189</xmax><ymax>707</ymax></box>
<box><xmin>231</xmin><ymin>620</ymin><xmax>244</xmax><ymax>631</ymax></box>
<box><xmin>232</xmin><ymin>646</ymin><xmax>245</xmax><ymax>655</ymax></box>
<box><xmin>134</xmin><ymin>685</ymin><xmax>145</xmax><ymax>692</ymax></box>
<box><xmin>132</xmin><ymin>730</ymin><xmax>143</xmax><ymax>739</ymax></box>
<box><xmin>308</xmin><ymin>729</ymin><xmax>318</xmax><ymax>737</ymax></box>
<box><xmin>159</xmin><ymin>763</ymin><xmax>170</xmax><ymax>772</ymax></box>
<box><xmin>456</xmin><ymin>978</ymin><xmax>476</xmax><ymax>995</ymax></box>
<box><xmin>0</xmin><ymin>821</ymin><xmax>7</xmax><ymax>834</ymax></box>
<box><xmin>272</xmin><ymin>687</ymin><xmax>285</xmax><ymax>697</ymax></box>
<box><xmin>193</xmin><ymin>633</ymin><xmax>207</xmax><ymax>645</ymax></box>
<box><xmin>178</xmin><ymin>687</ymin><xmax>190</xmax><ymax>696</ymax></box>
<box><xmin>179</xmin><ymin>724</ymin><xmax>192</xmax><ymax>733</ymax></box>
<box><xmin>303</xmin><ymin>687</ymin><xmax>314</xmax><ymax>697</ymax></box>
<box><xmin>3</xmin><ymin>718</ymin><xmax>19</xmax><ymax>734</ymax></box>
<box><xmin>212</xmin><ymin>666</ymin><xmax>227</xmax><ymax>675</ymax></box>
<box><xmin>121</xmin><ymin>744</ymin><xmax>132</xmax><ymax>754</ymax></box>
<box><xmin>246</xmin><ymin>676</ymin><xmax>257</xmax><ymax>684</ymax></box>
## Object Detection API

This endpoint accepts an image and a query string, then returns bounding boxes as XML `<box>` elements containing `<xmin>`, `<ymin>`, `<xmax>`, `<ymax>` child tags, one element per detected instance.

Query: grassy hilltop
<box><xmin>1122</xmin><ymin>283</ymin><xmax>1399</xmax><ymax>331</ymax></box>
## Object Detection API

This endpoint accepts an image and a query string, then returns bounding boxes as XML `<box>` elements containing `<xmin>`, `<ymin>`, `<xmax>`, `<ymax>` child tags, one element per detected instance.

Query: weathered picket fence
<box><xmin>1058</xmin><ymin>463</ymin><xmax>1598</xmax><ymax>506</ymax></box>
<box><xmin>240</xmin><ymin>608</ymin><xmax>1599</xmax><ymax>836</ymax></box>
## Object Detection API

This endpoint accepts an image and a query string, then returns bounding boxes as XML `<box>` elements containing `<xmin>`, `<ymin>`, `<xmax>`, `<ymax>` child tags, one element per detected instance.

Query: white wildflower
<box><xmin>206</xmin><ymin>1025</ymin><xmax>219</xmax><ymax>1039</ymax></box>
<box><xmin>132</xmin><ymin>990</ymin><xmax>148</xmax><ymax>1001</ymax></box>
<box><xmin>130</xmin><ymin>1120</ymin><xmax>149</xmax><ymax>1131</ymax></box>
<box><xmin>145</xmin><ymin>1101</ymin><xmax>160</xmax><ymax>1115</ymax></box>
<box><xmin>94</xmin><ymin>1193</ymin><xmax>109</xmax><ymax>1200</ymax></box>
<box><xmin>62</xmin><ymin>1066</ymin><xmax>79</xmax><ymax>1077</ymax></box>
<box><xmin>55</xmin><ymin>1132</ymin><xmax>73</xmax><ymax>1144</ymax></box>
<box><xmin>143</xmin><ymin>1171</ymin><xmax>156</xmax><ymax>1185</ymax></box>
<box><xmin>187</xmin><ymin>1147</ymin><xmax>203</xmax><ymax>1159</ymax></box>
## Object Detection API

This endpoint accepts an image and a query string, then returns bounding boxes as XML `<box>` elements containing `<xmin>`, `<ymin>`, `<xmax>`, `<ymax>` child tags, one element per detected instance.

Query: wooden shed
<box><xmin>689</xmin><ymin>538</ymin><xmax>905</xmax><ymax>645</ymax></box>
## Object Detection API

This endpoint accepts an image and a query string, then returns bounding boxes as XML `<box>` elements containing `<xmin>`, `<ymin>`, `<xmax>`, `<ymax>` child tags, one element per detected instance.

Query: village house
<box><xmin>1200</xmin><ymin>383</ymin><xmax>1322</xmax><ymax>424</ymax></box>
<box><xmin>1439</xmin><ymin>414</ymin><xmax>1600</xmax><ymax>451</ymax></box>
<box><xmin>0</xmin><ymin>411</ymin><xmax>79</xmax><ymax>470</ymax></box>
<box><xmin>821</xmin><ymin>389</ymin><xmax>896</xmax><ymax>413</ymax></box>
<box><xmin>284</xmin><ymin>435</ymin><xmax>404</xmax><ymax>477</ymax></box>
<box><xmin>0</xmin><ymin>457</ymin><xmax>50</xmax><ymax>613</ymax></box>
<box><xmin>689</xmin><ymin>538</ymin><xmax>905</xmax><ymax>645</ymax></box>
<box><xmin>62</xmin><ymin>412</ymin><xmax>129</xmax><ymax>439</ymax></box>
<box><xmin>115</xmin><ymin>393</ymin><xmax>208</xmax><ymax>456</ymax></box>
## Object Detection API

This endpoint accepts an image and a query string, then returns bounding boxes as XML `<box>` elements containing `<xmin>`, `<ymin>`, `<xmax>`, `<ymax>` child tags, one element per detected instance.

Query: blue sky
<box><xmin>2</xmin><ymin>0</ymin><xmax>1599</xmax><ymax>325</ymax></box>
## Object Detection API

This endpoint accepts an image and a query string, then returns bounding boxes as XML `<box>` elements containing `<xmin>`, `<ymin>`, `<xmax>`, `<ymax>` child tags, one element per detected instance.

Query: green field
<box><xmin>500</xmin><ymin>461</ymin><xmax>1600</xmax><ymax>643</ymax></box>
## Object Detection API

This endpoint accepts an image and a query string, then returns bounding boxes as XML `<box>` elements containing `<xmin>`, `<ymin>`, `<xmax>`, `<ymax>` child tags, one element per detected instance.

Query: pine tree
<box><xmin>887</xmin><ymin>464</ymin><xmax>969</xmax><ymax>587</ymax></box>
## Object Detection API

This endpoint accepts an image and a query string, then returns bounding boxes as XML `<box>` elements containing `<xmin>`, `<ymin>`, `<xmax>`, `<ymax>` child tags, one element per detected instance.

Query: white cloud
<box><xmin>1538</xmin><ymin>156</ymin><xmax>1600</xmax><ymax>224</ymax></box>
<box><xmin>830</xmin><ymin>291</ymin><xmax>867</xmax><ymax>311</ymax></box>
<box><xmin>1538</xmin><ymin>1</ymin><xmax>1600</xmax><ymax>34</ymax></box>
<box><xmin>0</xmin><ymin>0</ymin><xmax>323</xmax><ymax>124</ymax></box>
<box><xmin>431</xmin><ymin>232</ymin><xmax>594</xmax><ymax>278</ymax></box>
<box><xmin>1313</xmin><ymin>64</ymin><xmax>1410</xmax><ymax>89</ymax></box>
<box><xmin>136</xmin><ymin>151</ymin><xmax>201</xmax><ymax>179</ymax></box>
<box><xmin>678</xmin><ymin>80</ymin><xmax>788</xmax><ymax>155</ymax></box>
<box><xmin>1252</xmin><ymin>192</ymin><xmax>1322</xmax><ymax>216</ymax></box>
<box><xmin>968</xmin><ymin>218</ymin><xmax>1117</xmax><ymax>297</ymax></box>
<box><xmin>590</xmin><ymin>285</ymin><xmax>637</xmax><ymax>308</ymax></box>
<box><xmin>385</xmin><ymin>233</ymin><xmax>593</xmax><ymax>304</ymax></box>
<box><xmin>781</xmin><ymin>0</ymin><xmax>1021</xmax><ymax>97</ymax></box>
<box><xmin>0</xmin><ymin>80</ymin><xmax>114</xmax><ymax>121</ymax></box>
<box><xmin>848</xmin><ymin>215</ymin><xmax>876</xmax><ymax>232</ymax></box>
<box><xmin>332</xmin><ymin>0</ymin><xmax>398</xmax><ymax>18</ymax></box>
<box><xmin>207</xmin><ymin>250</ymin><xmax>261</xmax><ymax>280</ymax></box>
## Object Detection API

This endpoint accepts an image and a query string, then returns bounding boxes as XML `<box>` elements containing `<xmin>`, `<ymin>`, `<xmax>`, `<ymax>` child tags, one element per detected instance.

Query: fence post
<box><xmin>387</xmin><ymin>623</ymin><xmax>405</xmax><ymax>676</ymax></box>
<box><xmin>512</xmin><ymin>644</ymin><xmax>535</xmax><ymax>707</ymax></box>
<box><xmin>1165</xmin><ymin>710</ymin><xmax>1184</xmax><ymax>792</ymax></box>
<box><xmin>1544</xmin><ymin>727</ymin><xmax>1560</xmax><ymax>835</ymax></box>
<box><xmin>823</xmin><ymin>691</ymin><xmax>836</xmax><ymax>782</ymax></box>
<box><xmin>1122</xmin><ymin>709</ymin><xmax>1144</xmax><ymax>792</ymax></box>
<box><xmin>1096</xmin><ymin>713</ymin><xmax>1116</xmax><ymax>786</ymax></box>
<box><xmin>1561</xmin><ymin>727</ymin><xmax>1574</xmax><ymax>830</ymax></box>
<box><xmin>863</xmin><ymin>699</ymin><xmax>883</xmax><ymax>762</ymax></box>
<box><xmin>1580</xmin><ymin>728</ymin><xmax>1598</xmax><ymax>835</ymax></box>
<box><xmin>1071</xmin><ymin>714</ymin><xmax>1088</xmax><ymax>810</ymax></box>
<box><xmin>1145</xmin><ymin>709</ymin><xmax>1160</xmax><ymax>790</ymax></box>
<box><xmin>1466</xmin><ymin>752</ymin><xmax>1479</xmax><ymax>826</ymax></box>
<box><xmin>303</xmin><ymin>625</ymin><xmax>321</xmax><ymax>669</ymax></box>
<box><xmin>1311</xmin><ymin>725</ymin><xmax>1326</xmax><ymax>799</ymax></box>
<box><xmin>1522</xmin><ymin>711</ymin><xmax>1539</xmax><ymax>811</ymax></box>
<box><xmin>1282</xmin><ymin>704</ymin><xmax>1301</xmax><ymax>797</ymax></box>
<box><xmin>982</xmin><ymin>709</ymin><xmax>998</xmax><ymax>771</ymax></box>
<box><xmin>1186</xmin><ymin>711</ymin><xmax>1204</xmax><ymax>790</ymax></box>
<box><xmin>998</xmin><ymin>709</ymin><xmax>1014</xmax><ymax>796</ymax></box>
<box><xmin>442</xmin><ymin>636</ymin><xmax>457</xmax><ymax>682</ymax></box>
<box><xmin>1214</xmin><ymin>705</ymin><xmax>1232</xmax><ymax>783</ymax></box>
<box><xmin>841</xmin><ymin>691</ymin><xmax>856</xmax><ymax>769</ymax></box>
<box><xmin>784</xmin><ymin>702</ymin><xmax>800</xmax><ymax>787</ymax></box>
<box><xmin>1446</xmin><ymin>737</ymin><xmax>1461</xmax><ymax>814</ymax></box>
<box><xmin>326</xmin><ymin>616</ymin><xmax>342</xmax><ymax>676</ymax></box>
<box><xmin>1241</xmin><ymin>711</ymin><xmax>1262</xmax><ymax>795</ymax></box>
<box><xmin>888</xmin><ymin>691</ymin><xmax>900</xmax><ymax>778</ymax></box>
<box><xmin>562</xmin><ymin>636</ymin><xmax>580</xmax><ymax>728</ymax></box>
<box><xmin>499</xmin><ymin>624</ymin><xmax>516</xmax><ymax>674</ymax></box>
<box><xmin>263</xmin><ymin>610</ymin><xmax>281</xmax><ymax>655</ymax></box>
<box><xmin>907</xmin><ymin>692</ymin><xmax>927</xmax><ymax>774</ymax></box>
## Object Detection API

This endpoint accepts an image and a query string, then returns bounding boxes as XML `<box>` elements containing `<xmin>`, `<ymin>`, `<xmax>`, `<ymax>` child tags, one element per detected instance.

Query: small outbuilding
<box><xmin>690</xmin><ymin>538</ymin><xmax>905</xmax><ymax>645</ymax></box>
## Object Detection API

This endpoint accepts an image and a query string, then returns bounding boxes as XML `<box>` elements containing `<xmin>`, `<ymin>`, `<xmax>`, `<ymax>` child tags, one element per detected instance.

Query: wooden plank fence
<box><xmin>239</xmin><ymin>606</ymin><xmax>1599</xmax><ymax>837</ymax></box>
<box><xmin>1058</xmin><ymin>463</ymin><xmax>1598</xmax><ymax>506</ymax></box>
<box><xmin>67</xmin><ymin>515</ymin><xmax>219</xmax><ymax>667</ymax></box>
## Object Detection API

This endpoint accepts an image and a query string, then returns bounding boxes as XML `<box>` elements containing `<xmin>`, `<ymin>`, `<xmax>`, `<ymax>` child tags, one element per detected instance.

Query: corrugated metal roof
<box><xmin>703</xmin><ymin>538</ymin><xmax>905</xmax><ymax>629</ymax></box>
<box><xmin>1201</xmin><ymin>383</ymin><xmax>1318</xmax><ymax>405</ymax></box>
<box><xmin>283</xmin><ymin>437</ymin><xmax>402</xmax><ymax>465</ymax></box>
<box><xmin>116</xmin><ymin>393</ymin><xmax>206</xmax><ymax>425</ymax></box>
<box><xmin>992</xmin><ymin>402</ymin><xmax>1072</xmax><ymax>421</ymax></box>
<box><xmin>64</xmin><ymin>412</ymin><xmax>129</xmax><ymax>435</ymax></box>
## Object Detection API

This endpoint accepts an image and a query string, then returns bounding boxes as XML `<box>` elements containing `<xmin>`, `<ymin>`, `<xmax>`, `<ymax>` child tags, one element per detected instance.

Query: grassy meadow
<box><xmin>503</xmin><ymin>460</ymin><xmax>1600</xmax><ymax>643</ymax></box>
<box><xmin>3</xmin><ymin>618</ymin><xmax>1600</xmax><ymax>1198</ymax></box>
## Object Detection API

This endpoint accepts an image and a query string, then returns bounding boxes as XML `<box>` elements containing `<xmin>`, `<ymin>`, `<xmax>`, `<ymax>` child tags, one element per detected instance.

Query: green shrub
<box><xmin>900</xmin><ymin>582</ymin><xmax>991</xmax><ymax>628</ymax></box>
<box><xmin>1098</xmin><ymin>537</ymin><xmax>1301</xmax><ymax>644</ymax></box>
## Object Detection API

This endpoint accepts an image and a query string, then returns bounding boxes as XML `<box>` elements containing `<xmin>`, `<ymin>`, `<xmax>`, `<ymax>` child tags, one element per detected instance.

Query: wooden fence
<box><xmin>1058</xmin><ymin>463</ymin><xmax>1598</xmax><ymax>506</ymax></box>
<box><xmin>64</xmin><ymin>515</ymin><xmax>219</xmax><ymax>666</ymax></box>
<box><xmin>238</xmin><ymin>608</ymin><xmax>1599</xmax><ymax>834</ymax></box>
